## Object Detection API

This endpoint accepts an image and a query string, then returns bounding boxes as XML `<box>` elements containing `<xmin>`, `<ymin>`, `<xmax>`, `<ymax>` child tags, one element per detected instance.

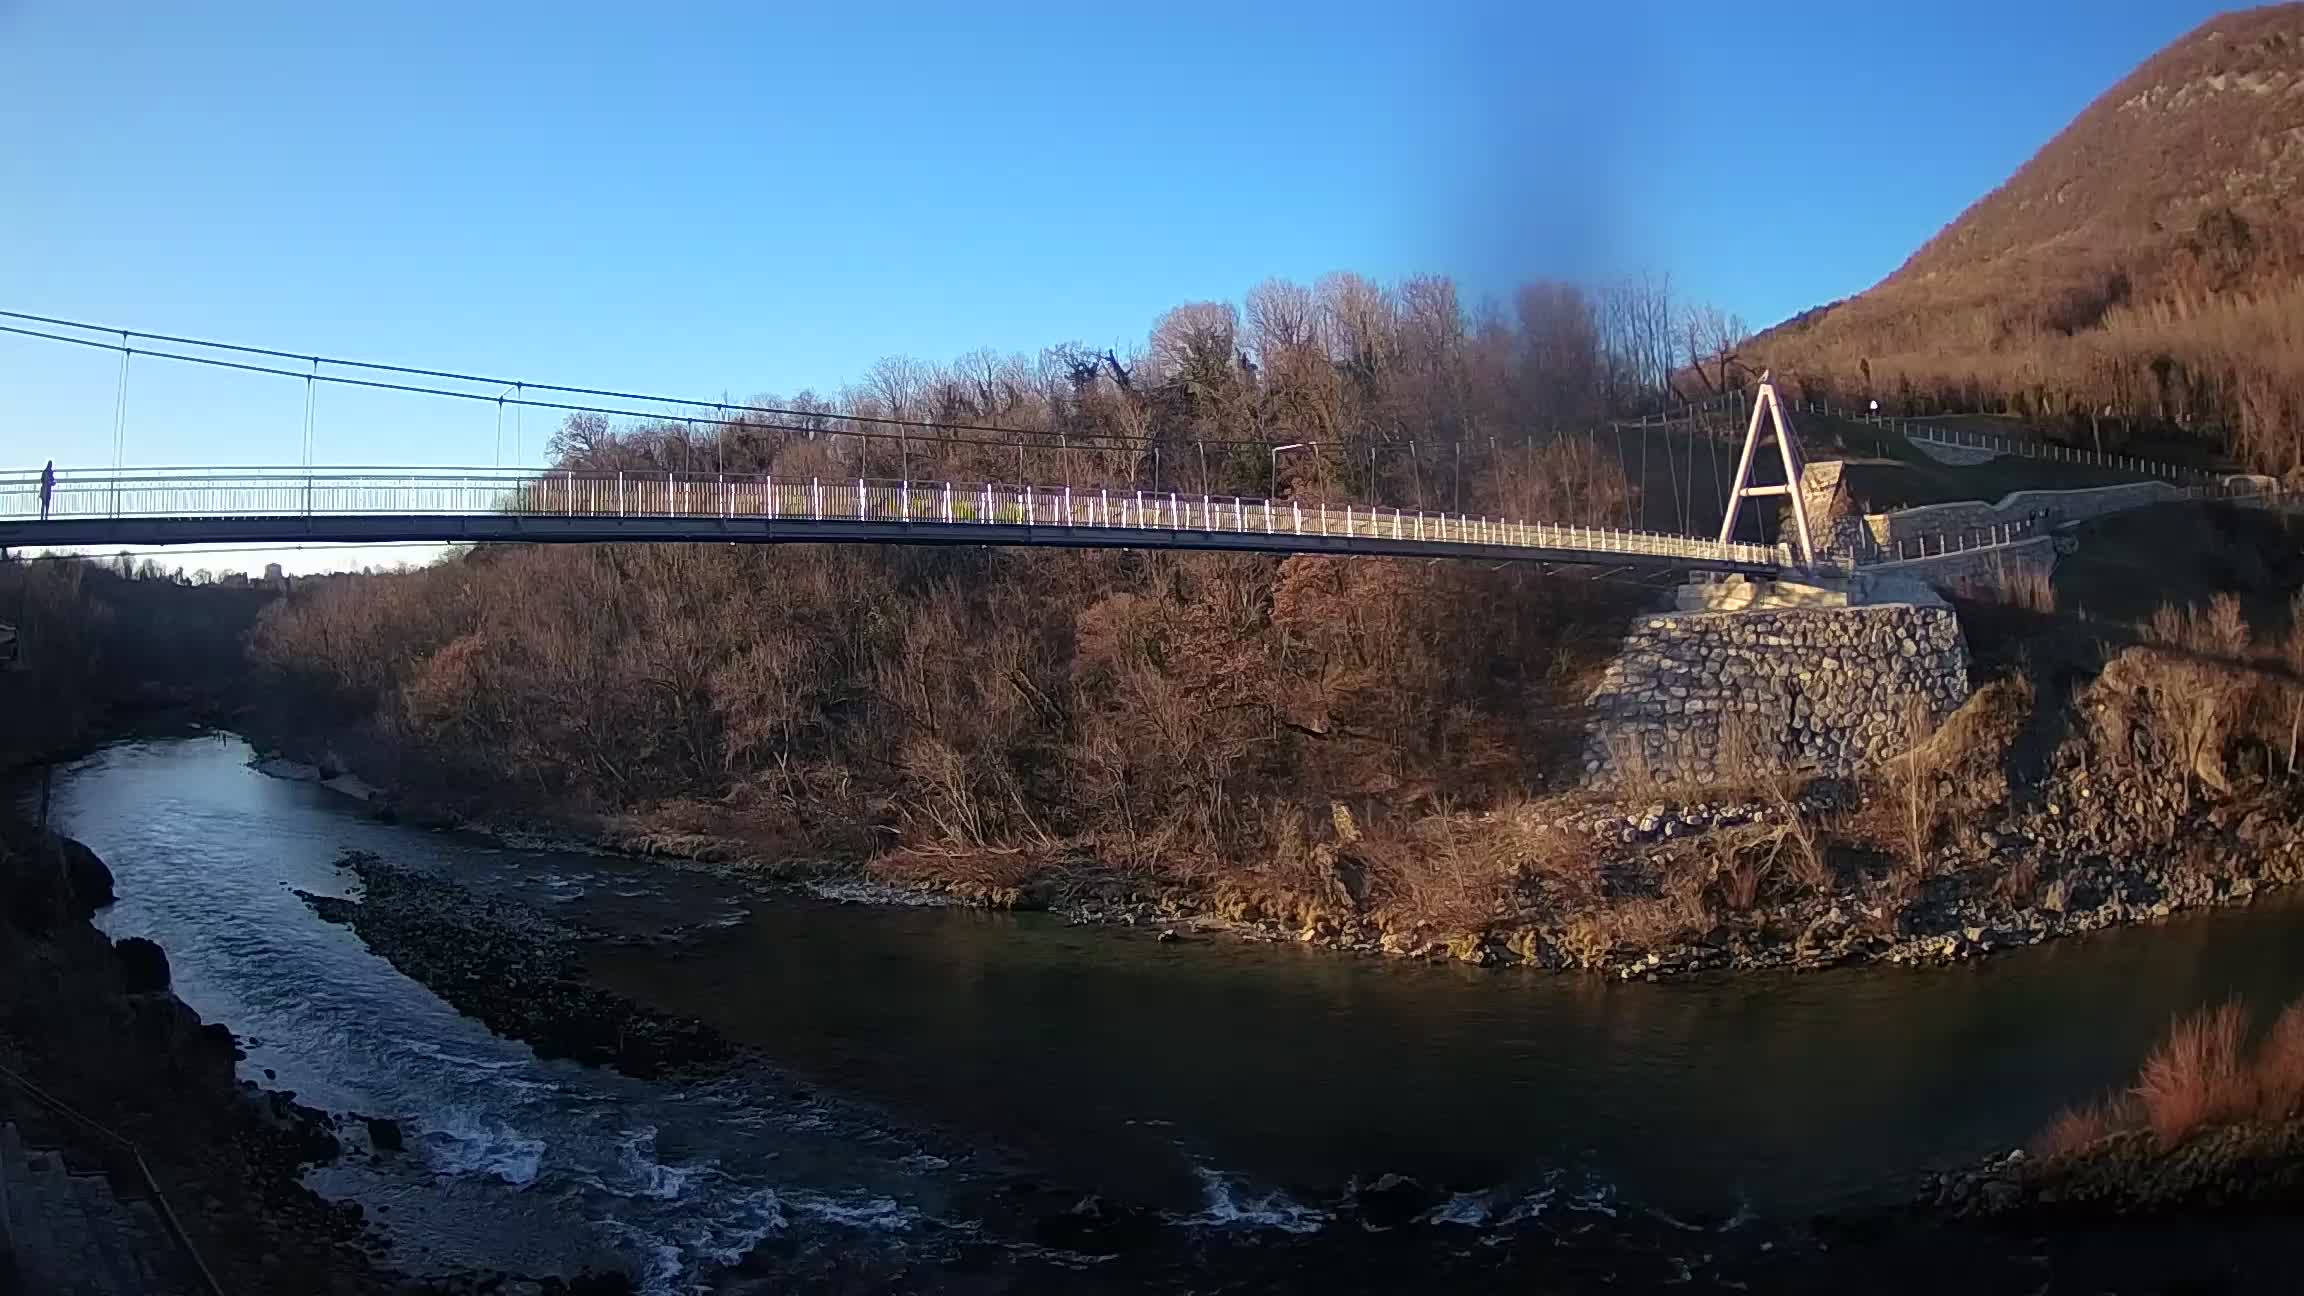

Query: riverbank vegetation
<box><xmin>2035</xmin><ymin>997</ymin><xmax>2304</xmax><ymax>1160</ymax></box>
<box><xmin>242</xmin><ymin>490</ymin><xmax>2304</xmax><ymax>978</ymax></box>
<box><xmin>0</xmin><ymin>557</ymin><xmax>277</xmax><ymax>765</ymax></box>
<box><xmin>1924</xmin><ymin>993</ymin><xmax>2304</xmax><ymax>1223</ymax></box>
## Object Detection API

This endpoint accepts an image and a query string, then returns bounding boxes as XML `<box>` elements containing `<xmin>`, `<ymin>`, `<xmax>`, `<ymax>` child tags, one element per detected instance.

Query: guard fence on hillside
<box><xmin>1785</xmin><ymin>399</ymin><xmax>2206</xmax><ymax>484</ymax></box>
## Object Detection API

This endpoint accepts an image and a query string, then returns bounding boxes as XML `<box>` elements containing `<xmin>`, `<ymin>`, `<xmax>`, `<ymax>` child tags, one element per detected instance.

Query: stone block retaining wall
<box><xmin>1585</xmin><ymin>601</ymin><xmax>1971</xmax><ymax>785</ymax></box>
<box><xmin>1855</xmin><ymin>481</ymin><xmax>2180</xmax><ymax>548</ymax></box>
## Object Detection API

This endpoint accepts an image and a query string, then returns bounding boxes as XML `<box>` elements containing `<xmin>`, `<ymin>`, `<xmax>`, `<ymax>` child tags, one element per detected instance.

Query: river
<box><xmin>36</xmin><ymin>734</ymin><xmax>2304</xmax><ymax>1291</ymax></box>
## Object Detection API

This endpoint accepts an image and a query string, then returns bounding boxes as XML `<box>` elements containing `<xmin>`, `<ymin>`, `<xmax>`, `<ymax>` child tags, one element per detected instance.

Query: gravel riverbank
<box><xmin>296</xmin><ymin>852</ymin><xmax>734</xmax><ymax>1081</ymax></box>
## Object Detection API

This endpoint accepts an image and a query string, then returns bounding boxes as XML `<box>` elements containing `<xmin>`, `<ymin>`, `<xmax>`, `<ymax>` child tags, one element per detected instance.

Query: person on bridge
<box><xmin>38</xmin><ymin>460</ymin><xmax>55</xmax><ymax>520</ymax></box>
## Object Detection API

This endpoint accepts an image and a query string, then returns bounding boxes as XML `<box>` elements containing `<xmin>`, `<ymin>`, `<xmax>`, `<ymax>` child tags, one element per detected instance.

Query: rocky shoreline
<box><xmin>248</xmin><ymin>737</ymin><xmax>2304</xmax><ymax>986</ymax></box>
<box><xmin>0</xmin><ymin>822</ymin><xmax>634</xmax><ymax>1296</ymax></box>
<box><xmin>1083</xmin><ymin>780</ymin><xmax>2304</xmax><ymax>980</ymax></box>
<box><xmin>1928</xmin><ymin>1120</ymin><xmax>2304</xmax><ymax>1221</ymax></box>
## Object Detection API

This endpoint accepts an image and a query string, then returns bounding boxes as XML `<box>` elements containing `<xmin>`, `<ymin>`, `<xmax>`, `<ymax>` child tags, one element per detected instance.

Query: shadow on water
<box><xmin>591</xmin><ymin>842</ymin><xmax>2304</xmax><ymax>1219</ymax></box>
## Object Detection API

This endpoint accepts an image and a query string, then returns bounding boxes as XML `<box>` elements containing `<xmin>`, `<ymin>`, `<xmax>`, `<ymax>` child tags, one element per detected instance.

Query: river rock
<box><xmin>57</xmin><ymin>835</ymin><xmax>115</xmax><ymax>915</ymax></box>
<box><xmin>253</xmin><ymin>756</ymin><xmax>324</xmax><ymax>783</ymax></box>
<box><xmin>365</xmin><ymin>1115</ymin><xmax>406</xmax><ymax>1153</ymax></box>
<box><xmin>322</xmin><ymin>773</ymin><xmax>383</xmax><ymax>802</ymax></box>
<box><xmin>1354</xmin><ymin>1172</ymin><xmax>1435</xmax><ymax>1230</ymax></box>
<box><xmin>116</xmin><ymin>935</ymin><xmax>171</xmax><ymax>992</ymax></box>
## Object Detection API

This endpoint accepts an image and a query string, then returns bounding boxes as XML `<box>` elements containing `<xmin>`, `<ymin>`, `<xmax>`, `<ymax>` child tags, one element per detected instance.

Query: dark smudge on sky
<box><xmin>1418</xmin><ymin>2</ymin><xmax>1660</xmax><ymax>295</ymax></box>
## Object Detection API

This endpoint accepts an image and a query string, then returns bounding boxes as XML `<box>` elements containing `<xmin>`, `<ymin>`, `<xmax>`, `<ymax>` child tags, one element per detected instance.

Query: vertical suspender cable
<box><xmin>303</xmin><ymin>358</ymin><xmax>318</xmax><ymax>517</ymax></box>
<box><xmin>1665</xmin><ymin>422</ymin><xmax>1686</xmax><ymax>534</ymax></box>
<box><xmin>1708</xmin><ymin>409</ymin><xmax>1728</xmax><ymax>535</ymax></box>
<box><xmin>112</xmin><ymin>347</ymin><xmax>130</xmax><ymax>468</ymax></box>
<box><xmin>1686</xmin><ymin>422</ymin><xmax>1704</xmax><ymax>532</ymax></box>
<box><xmin>111</xmin><ymin>339</ymin><xmax>131</xmax><ymax>517</ymax></box>
<box><xmin>1639</xmin><ymin>422</ymin><xmax>1651</xmax><ymax>531</ymax></box>
<box><xmin>1613</xmin><ymin>421</ymin><xmax>1631</xmax><ymax>528</ymax></box>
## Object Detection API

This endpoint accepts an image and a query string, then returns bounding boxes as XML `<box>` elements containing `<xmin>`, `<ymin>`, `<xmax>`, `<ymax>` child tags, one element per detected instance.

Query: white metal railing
<box><xmin>0</xmin><ymin>466</ymin><xmax>1787</xmax><ymax>568</ymax></box>
<box><xmin>1860</xmin><ymin>515</ymin><xmax>2049</xmax><ymax>565</ymax></box>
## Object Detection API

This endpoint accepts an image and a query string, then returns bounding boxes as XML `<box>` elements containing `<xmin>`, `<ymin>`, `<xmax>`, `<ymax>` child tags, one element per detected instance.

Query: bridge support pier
<box><xmin>1583</xmin><ymin>577</ymin><xmax>1971</xmax><ymax>788</ymax></box>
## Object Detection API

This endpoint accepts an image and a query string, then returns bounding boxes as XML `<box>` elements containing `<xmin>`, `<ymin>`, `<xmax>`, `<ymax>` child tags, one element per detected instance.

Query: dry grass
<box><xmin>1941</xmin><ymin>555</ymin><xmax>2057</xmax><ymax>614</ymax></box>
<box><xmin>869</xmin><ymin>842</ymin><xmax>1071</xmax><ymax>894</ymax></box>
<box><xmin>2035</xmin><ymin>995</ymin><xmax>2304</xmax><ymax>1158</ymax></box>
<box><xmin>1356</xmin><ymin>806</ymin><xmax>1528</xmax><ymax>935</ymax></box>
<box><xmin>2030</xmin><ymin>1094</ymin><xmax>2137</xmax><ymax>1161</ymax></box>
<box><xmin>2256</xmin><ymin>1000</ymin><xmax>2304</xmax><ymax>1122</ymax></box>
<box><xmin>1911</xmin><ymin>674</ymin><xmax>2032</xmax><ymax>812</ymax></box>
<box><xmin>2087</xmin><ymin>595</ymin><xmax>2267</xmax><ymax>808</ymax></box>
<box><xmin>1712</xmin><ymin>849</ymin><xmax>1763</xmax><ymax>912</ymax></box>
<box><xmin>2135</xmin><ymin>1001</ymin><xmax>2255</xmax><ymax>1148</ymax></box>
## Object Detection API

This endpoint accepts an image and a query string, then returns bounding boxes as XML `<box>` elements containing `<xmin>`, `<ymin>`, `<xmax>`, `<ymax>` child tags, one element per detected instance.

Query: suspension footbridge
<box><xmin>0</xmin><ymin>310</ymin><xmax>1808</xmax><ymax>578</ymax></box>
<box><xmin>0</xmin><ymin>468</ymin><xmax>1790</xmax><ymax>577</ymax></box>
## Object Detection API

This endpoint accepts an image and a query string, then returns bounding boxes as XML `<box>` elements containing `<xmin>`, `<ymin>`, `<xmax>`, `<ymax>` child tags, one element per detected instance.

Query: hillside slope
<box><xmin>1752</xmin><ymin>5</ymin><xmax>2304</xmax><ymax>472</ymax></box>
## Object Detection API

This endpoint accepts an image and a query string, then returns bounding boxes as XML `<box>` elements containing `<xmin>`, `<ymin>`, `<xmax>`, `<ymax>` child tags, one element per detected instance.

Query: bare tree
<box><xmin>1681</xmin><ymin>304</ymin><xmax>1752</xmax><ymax>396</ymax></box>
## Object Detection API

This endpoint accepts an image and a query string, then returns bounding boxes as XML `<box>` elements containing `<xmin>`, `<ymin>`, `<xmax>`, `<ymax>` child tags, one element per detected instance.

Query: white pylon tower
<box><xmin>1717</xmin><ymin>372</ymin><xmax>1817</xmax><ymax>568</ymax></box>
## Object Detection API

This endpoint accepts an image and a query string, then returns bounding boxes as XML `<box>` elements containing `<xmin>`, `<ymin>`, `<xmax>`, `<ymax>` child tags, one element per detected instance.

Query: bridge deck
<box><xmin>0</xmin><ymin>469</ymin><xmax>1788</xmax><ymax>576</ymax></box>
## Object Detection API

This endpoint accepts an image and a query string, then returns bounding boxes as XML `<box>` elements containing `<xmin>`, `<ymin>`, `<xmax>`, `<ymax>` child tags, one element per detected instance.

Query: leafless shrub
<box><xmin>2088</xmin><ymin>595</ymin><xmax>2262</xmax><ymax>808</ymax></box>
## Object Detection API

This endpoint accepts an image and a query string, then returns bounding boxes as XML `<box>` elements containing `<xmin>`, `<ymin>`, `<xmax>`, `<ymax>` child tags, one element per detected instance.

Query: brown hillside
<box><xmin>1752</xmin><ymin>4</ymin><xmax>2304</xmax><ymax>473</ymax></box>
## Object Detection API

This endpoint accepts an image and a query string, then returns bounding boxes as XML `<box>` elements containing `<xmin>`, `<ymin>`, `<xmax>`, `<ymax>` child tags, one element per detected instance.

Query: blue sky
<box><xmin>0</xmin><ymin>0</ymin><xmax>2237</xmax><ymax>568</ymax></box>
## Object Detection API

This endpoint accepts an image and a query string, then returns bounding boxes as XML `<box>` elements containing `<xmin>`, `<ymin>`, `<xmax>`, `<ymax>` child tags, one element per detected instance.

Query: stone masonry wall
<box><xmin>1585</xmin><ymin>601</ymin><xmax>1971</xmax><ymax>785</ymax></box>
<box><xmin>1857</xmin><ymin>481</ymin><xmax>2180</xmax><ymax>547</ymax></box>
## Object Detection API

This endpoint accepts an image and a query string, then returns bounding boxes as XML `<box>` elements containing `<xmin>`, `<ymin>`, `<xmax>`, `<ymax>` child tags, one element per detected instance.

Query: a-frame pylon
<box><xmin>1717</xmin><ymin>372</ymin><xmax>1817</xmax><ymax>567</ymax></box>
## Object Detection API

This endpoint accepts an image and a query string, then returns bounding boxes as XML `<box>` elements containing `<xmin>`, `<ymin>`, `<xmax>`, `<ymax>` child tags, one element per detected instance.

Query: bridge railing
<box><xmin>1</xmin><ymin>467</ymin><xmax>1787</xmax><ymax>568</ymax></box>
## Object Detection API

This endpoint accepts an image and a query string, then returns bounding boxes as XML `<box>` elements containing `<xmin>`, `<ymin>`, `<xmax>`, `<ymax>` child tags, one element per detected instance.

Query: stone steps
<box><xmin>1</xmin><ymin>1121</ymin><xmax>202</xmax><ymax>1295</ymax></box>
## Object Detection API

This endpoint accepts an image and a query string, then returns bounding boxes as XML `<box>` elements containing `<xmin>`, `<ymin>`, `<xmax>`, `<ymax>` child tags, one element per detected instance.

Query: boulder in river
<box><xmin>116</xmin><ymin>935</ymin><xmax>171</xmax><ymax>992</ymax></box>
<box><xmin>364</xmin><ymin>1115</ymin><xmax>406</xmax><ymax>1153</ymax></box>
<box><xmin>58</xmin><ymin>835</ymin><xmax>115</xmax><ymax>913</ymax></box>
<box><xmin>1354</xmin><ymin>1173</ymin><xmax>1435</xmax><ymax>1230</ymax></box>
